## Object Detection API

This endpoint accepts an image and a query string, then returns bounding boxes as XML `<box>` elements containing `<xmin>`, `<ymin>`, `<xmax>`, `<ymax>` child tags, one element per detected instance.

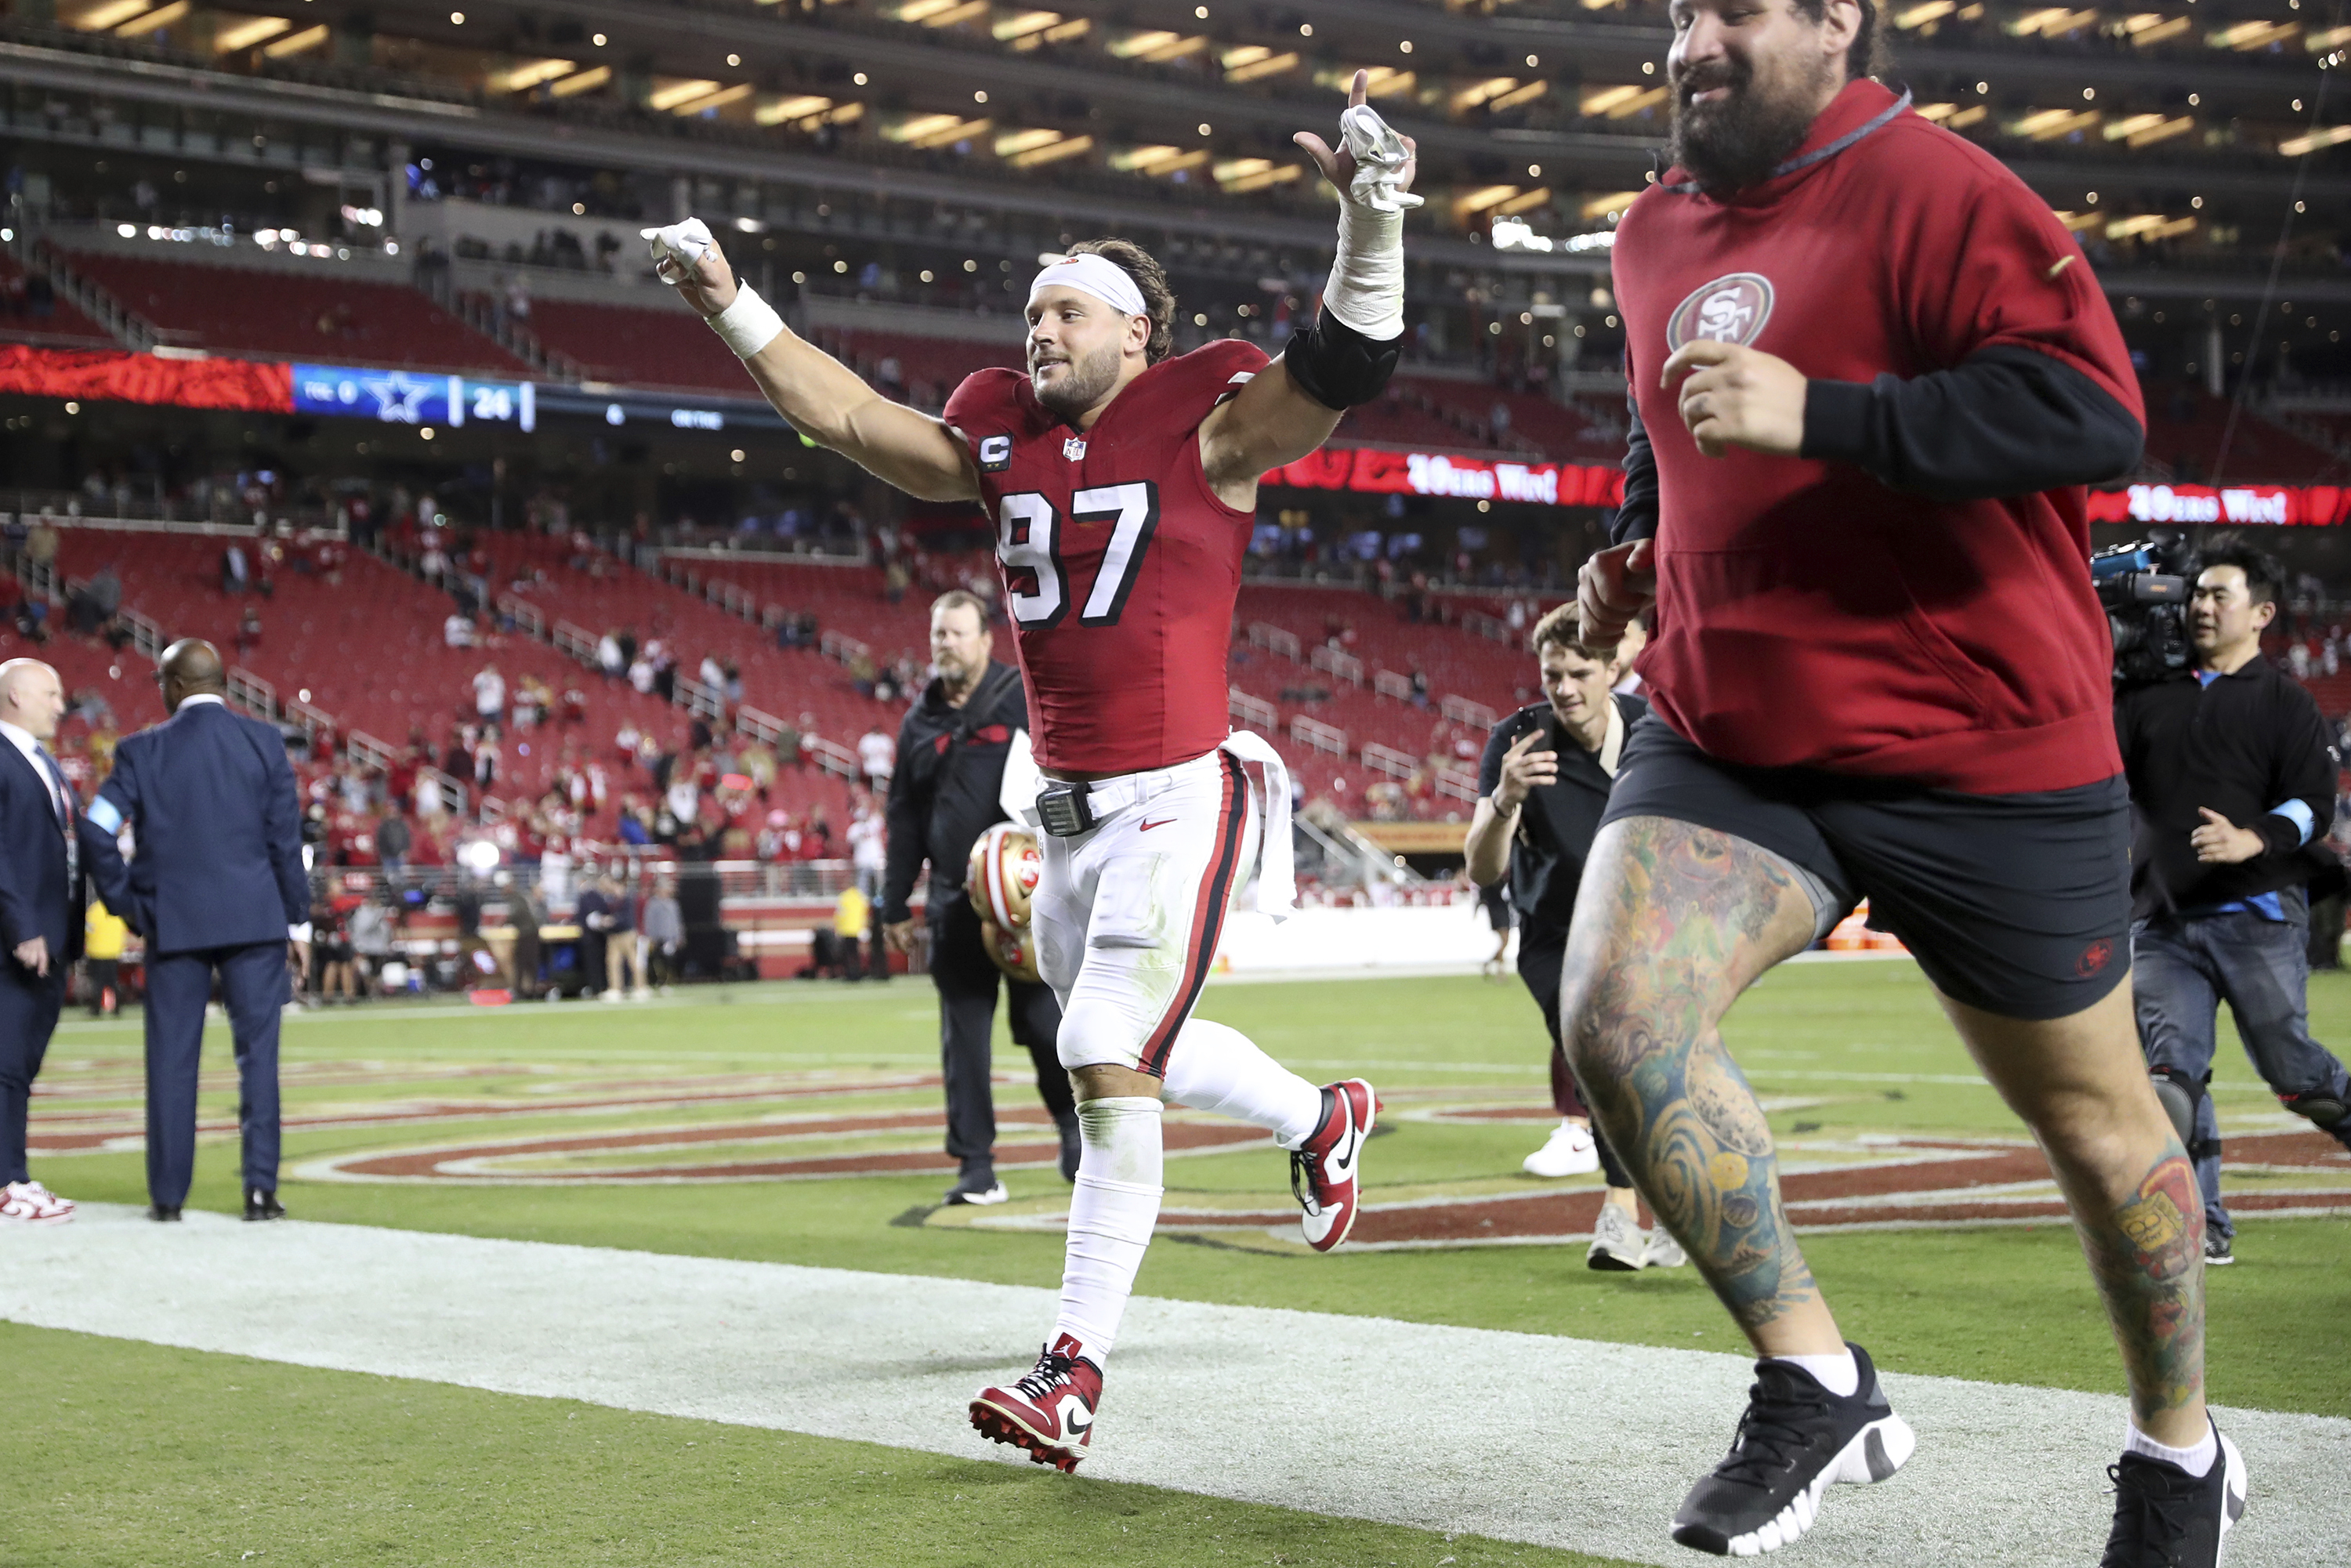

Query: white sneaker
<box><xmin>632</xmin><ymin>987</ymin><xmax>653</xmax><ymax>1001</ymax></box>
<box><xmin>1524</xmin><ymin>1119</ymin><xmax>1601</xmax><ymax>1178</ymax></box>
<box><xmin>0</xmin><ymin>1179</ymin><xmax>74</xmax><ymax>1224</ymax></box>
<box><xmin>1639</xmin><ymin>1222</ymin><xmax>1688</xmax><ymax>1269</ymax></box>
<box><xmin>1587</xmin><ymin>1200</ymin><xmax>1644</xmax><ymax>1270</ymax></box>
<box><xmin>599</xmin><ymin>989</ymin><xmax>622</xmax><ymax>1004</ymax></box>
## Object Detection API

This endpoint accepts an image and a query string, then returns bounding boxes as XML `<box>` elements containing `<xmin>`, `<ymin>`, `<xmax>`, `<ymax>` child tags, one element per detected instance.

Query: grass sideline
<box><xmin>27</xmin><ymin>965</ymin><xmax>2351</xmax><ymax>1418</ymax></box>
<box><xmin>13</xmin><ymin>964</ymin><xmax>2349</xmax><ymax>1566</ymax></box>
<box><xmin>5</xmin><ymin>1322</ymin><xmax>1636</xmax><ymax>1568</ymax></box>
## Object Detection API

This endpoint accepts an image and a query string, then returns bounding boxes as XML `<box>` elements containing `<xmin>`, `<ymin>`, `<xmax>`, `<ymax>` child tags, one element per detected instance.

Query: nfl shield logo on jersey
<box><xmin>1063</xmin><ymin>436</ymin><xmax>1088</xmax><ymax>462</ymax></box>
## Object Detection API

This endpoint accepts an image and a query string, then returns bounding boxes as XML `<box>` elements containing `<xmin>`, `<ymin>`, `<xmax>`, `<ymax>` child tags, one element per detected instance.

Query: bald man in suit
<box><xmin>81</xmin><ymin>639</ymin><xmax>310</xmax><ymax>1221</ymax></box>
<box><xmin>0</xmin><ymin>658</ymin><xmax>84</xmax><ymax>1224</ymax></box>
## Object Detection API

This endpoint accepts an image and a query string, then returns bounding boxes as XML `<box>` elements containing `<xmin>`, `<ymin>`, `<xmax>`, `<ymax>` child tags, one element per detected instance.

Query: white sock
<box><xmin>2124</xmin><ymin>1418</ymin><xmax>2217</xmax><ymax>1477</ymax></box>
<box><xmin>1159</xmin><ymin>1019</ymin><xmax>1325</xmax><ymax>1148</ymax></box>
<box><xmin>1769</xmin><ymin>1349</ymin><xmax>1860</xmax><ymax>1399</ymax></box>
<box><xmin>1052</xmin><ymin>1097</ymin><xmax>1163</xmax><ymax>1367</ymax></box>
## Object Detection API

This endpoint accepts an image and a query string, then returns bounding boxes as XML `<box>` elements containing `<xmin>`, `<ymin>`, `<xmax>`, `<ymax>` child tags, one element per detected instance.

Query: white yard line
<box><xmin>2</xmin><ymin>1206</ymin><xmax>2339</xmax><ymax>1568</ymax></box>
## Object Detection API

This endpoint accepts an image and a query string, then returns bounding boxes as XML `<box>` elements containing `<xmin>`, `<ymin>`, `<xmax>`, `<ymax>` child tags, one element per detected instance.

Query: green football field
<box><xmin>9</xmin><ymin>961</ymin><xmax>2349</xmax><ymax>1566</ymax></box>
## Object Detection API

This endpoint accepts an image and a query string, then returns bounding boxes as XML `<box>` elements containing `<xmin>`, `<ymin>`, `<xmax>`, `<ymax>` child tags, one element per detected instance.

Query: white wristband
<box><xmin>708</xmin><ymin>284</ymin><xmax>784</xmax><ymax>360</ymax></box>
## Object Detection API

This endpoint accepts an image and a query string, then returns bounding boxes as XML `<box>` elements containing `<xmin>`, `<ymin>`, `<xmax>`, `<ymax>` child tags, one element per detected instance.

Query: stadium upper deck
<box><xmin>0</xmin><ymin>0</ymin><xmax>2343</xmax><ymax>377</ymax></box>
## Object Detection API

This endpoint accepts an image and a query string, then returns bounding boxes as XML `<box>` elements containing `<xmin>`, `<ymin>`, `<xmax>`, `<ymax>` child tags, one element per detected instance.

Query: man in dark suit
<box><xmin>0</xmin><ymin>658</ymin><xmax>83</xmax><ymax>1224</ymax></box>
<box><xmin>81</xmin><ymin>639</ymin><xmax>310</xmax><ymax>1222</ymax></box>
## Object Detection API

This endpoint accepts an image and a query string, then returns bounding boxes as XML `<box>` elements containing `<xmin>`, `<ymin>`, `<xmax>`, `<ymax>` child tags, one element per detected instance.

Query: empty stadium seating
<box><xmin>0</xmin><ymin>253</ymin><xmax>118</xmax><ymax>349</ymax></box>
<box><xmin>55</xmin><ymin>249</ymin><xmax>530</xmax><ymax>375</ymax></box>
<box><xmin>2142</xmin><ymin>382</ymin><xmax>2342</xmax><ymax>486</ymax></box>
<box><xmin>520</xmin><ymin>297</ymin><xmax>750</xmax><ymax>393</ymax></box>
<box><xmin>470</xmin><ymin>533</ymin><xmax>913</xmax><ymax>751</ymax></box>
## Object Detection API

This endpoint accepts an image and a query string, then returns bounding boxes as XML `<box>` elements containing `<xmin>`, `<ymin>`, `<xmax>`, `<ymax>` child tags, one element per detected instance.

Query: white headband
<box><xmin>1027</xmin><ymin>252</ymin><xmax>1147</xmax><ymax>320</ymax></box>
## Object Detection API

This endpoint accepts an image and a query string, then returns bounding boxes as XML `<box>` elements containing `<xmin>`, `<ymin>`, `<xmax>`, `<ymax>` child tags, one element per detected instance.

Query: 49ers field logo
<box><xmin>1665</xmin><ymin>272</ymin><xmax>1775</xmax><ymax>351</ymax></box>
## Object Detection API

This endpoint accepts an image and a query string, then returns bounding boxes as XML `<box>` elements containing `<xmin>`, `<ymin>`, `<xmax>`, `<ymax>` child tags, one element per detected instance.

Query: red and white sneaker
<box><xmin>0</xmin><ymin>1179</ymin><xmax>74</xmax><ymax>1224</ymax></box>
<box><xmin>971</xmin><ymin>1334</ymin><xmax>1103</xmax><ymax>1472</ymax></box>
<box><xmin>1291</xmin><ymin>1078</ymin><xmax>1375</xmax><ymax>1252</ymax></box>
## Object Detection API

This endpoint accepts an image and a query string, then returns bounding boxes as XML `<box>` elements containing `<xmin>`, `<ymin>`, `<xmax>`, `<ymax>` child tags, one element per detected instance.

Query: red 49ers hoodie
<box><xmin>1610</xmin><ymin>78</ymin><xmax>2144</xmax><ymax>795</ymax></box>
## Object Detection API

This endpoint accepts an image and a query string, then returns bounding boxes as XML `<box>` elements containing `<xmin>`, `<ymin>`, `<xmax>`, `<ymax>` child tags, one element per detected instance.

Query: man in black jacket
<box><xmin>2115</xmin><ymin>536</ymin><xmax>2351</xmax><ymax>1267</ymax></box>
<box><xmin>882</xmin><ymin>590</ymin><xmax>1078</xmax><ymax>1205</ymax></box>
<box><xmin>1464</xmin><ymin>606</ymin><xmax>1683</xmax><ymax>1273</ymax></box>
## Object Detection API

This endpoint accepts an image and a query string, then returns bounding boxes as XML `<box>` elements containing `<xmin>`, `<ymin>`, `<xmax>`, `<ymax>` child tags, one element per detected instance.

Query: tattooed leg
<box><xmin>1939</xmin><ymin>981</ymin><xmax>2208</xmax><ymax>1447</ymax></box>
<box><xmin>1560</xmin><ymin>816</ymin><xmax>1835</xmax><ymax>1355</ymax></box>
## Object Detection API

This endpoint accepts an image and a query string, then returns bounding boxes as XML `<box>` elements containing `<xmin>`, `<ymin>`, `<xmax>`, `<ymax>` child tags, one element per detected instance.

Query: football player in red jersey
<box><xmin>652</xmin><ymin>75</ymin><xmax>1418</xmax><ymax>1471</ymax></box>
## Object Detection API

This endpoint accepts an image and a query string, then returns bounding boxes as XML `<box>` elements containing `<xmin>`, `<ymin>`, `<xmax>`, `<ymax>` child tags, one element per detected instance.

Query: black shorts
<box><xmin>1598</xmin><ymin>715</ymin><xmax>2131</xmax><ymax>1021</ymax></box>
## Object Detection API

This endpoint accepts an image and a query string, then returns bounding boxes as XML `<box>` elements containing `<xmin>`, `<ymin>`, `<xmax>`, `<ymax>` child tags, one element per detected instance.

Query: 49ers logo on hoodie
<box><xmin>1665</xmin><ymin>273</ymin><xmax>1775</xmax><ymax>352</ymax></box>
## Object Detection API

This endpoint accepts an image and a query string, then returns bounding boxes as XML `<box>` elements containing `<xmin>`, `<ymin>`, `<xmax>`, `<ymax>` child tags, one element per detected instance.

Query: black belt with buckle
<box><xmin>1035</xmin><ymin>780</ymin><xmax>1098</xmax><ymax>838</ymax></box>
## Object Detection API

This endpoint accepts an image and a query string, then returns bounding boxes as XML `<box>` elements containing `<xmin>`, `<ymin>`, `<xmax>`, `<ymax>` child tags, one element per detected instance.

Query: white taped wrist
<box><xmin>708</xmin><ymin>283</ymin><xmax>784</xmax><ymax>359</ymax></box>
<box><xmin>1324</xmin><ymin>199</ymin><xmax>1405</xmax><ymax>342</ymax></box>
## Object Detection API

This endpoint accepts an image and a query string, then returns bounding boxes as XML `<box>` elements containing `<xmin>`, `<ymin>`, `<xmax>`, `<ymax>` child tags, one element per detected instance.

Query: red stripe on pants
<box><xmin>1136</xmin><ymin>752</ymin><xmax>1247</xmax><ymax>1077</ymax></box>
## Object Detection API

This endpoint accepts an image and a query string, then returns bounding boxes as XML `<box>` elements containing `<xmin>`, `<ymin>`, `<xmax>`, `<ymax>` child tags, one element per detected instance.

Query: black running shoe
<box><xmin>1671</xmin><ymin>1342</ymin><xmax>1914</xmax><ymax>1556</ymax></box>
<box><xmin>2100</xmin><ymin>1422</ymin><xmax>2247</xmax><ymax>1568</ymax></box>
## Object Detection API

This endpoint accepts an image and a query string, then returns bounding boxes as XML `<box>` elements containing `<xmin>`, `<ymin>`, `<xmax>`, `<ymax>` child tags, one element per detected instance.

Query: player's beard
<box><xmin>1666</xmin><ymin>49</ymin><xmax>1838</xmax><ymax>194</ymax></box>
<box><xmin>1031</xmin><ymin>339</ymin><xmax>1123</xmax><ymax>421</ymax></box>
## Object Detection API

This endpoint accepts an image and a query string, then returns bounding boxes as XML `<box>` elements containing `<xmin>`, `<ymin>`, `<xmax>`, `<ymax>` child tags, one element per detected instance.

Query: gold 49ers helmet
<box><xmin>977</xmin><ymin>916</ymin><xmax>1041</xmax><ymax>984</ymax></box>
<box><xmin>966</xmin><ymin>822</ymin><xmax>1041</xmax><ymax>932</ymax></box>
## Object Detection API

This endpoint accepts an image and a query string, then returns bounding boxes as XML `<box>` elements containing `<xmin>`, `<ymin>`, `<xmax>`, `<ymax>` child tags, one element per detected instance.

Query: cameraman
<box><xmin>882</xmin><ymin>590</ymin><xmax>1078</xmax><ymax>1205</ymax></box>
<box><xmin>2115</xmin><ymin>537</ymin><xmax>2351</xmax><ymax>1266</ymax></box>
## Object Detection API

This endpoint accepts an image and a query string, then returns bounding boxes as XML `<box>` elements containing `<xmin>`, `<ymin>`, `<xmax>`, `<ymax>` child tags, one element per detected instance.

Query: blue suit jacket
<box><xmin>0</xmin><ymin>740</ymin><xmax>84</xmax><ymax>966</ymax></box>
<box><xmin>79</xmin><ymin>701</ymin><xmax>309</xmax><ymax>956</ymax></box>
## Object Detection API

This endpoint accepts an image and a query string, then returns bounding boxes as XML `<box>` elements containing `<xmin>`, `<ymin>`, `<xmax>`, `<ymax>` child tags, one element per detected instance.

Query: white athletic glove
<box><xmin>1324</xmin><ymin>105</ymin><xmax>1417</xmax><ymax>343</ymax></box>
<box><xmin>641</xmin><ymin>217</ymin><xmax>715</xmax><ymax>279</ymax></box>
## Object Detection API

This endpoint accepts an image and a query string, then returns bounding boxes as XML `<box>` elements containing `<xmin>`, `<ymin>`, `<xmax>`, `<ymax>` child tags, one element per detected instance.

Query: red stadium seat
<box><xmin>54</xmin><ymin>249</ymin><xmax>529</xmax><ymax>375</ymax></box>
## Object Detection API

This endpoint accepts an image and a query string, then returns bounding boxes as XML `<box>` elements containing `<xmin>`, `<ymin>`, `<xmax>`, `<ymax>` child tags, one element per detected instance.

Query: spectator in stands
<box><xmin>1411</xmin><ymin>664</ymin><xmax>1430</xmax><ymax>706</ymax></box>
<box><xmin>857</xmin><ymin>723</ymin><xmax>895</xmax><ymax>795</ymax></box>
<box><xmin>9</xmin><ymin>593</ymin><xmax>48</xmax><ymax>646</ymax></box>
<box><xmin>377</xmin><ymin>808</ymin><xmax>411</xmax><ymax>877</ymax></box>
<box><xmin>512</xmin><ymin>675</ymin><xmax>548</xmax><ymax>730</ymax></box>
<box><xmin>473</xmin><ymin>728</ymin><xmax>501</xmax><ymax>793</ymax></box>
<box><xmin>473</xmin><ymin>663</ymin><xmax>506</xmax><ymax>729</ymax></box>
<box><xmin>24</xmin><ymin>519</ymin><xmax>56</xmax><ymax>572</ymax></box>
<box><xmin>444</xmin><ymin>610</ymin><xmax>475</xmax><ymax>649</ymax></box>
<box><xmin>596</xmin><ymin>629</ymin><xmax>625</xmax><ymax>680</ymax></box>
<box><xmin>69</xmin><ymin>564</ymin><xmax>120</xmax><ymax>637</ymax></box>
<box><xmin>223</xmin><ymin>543</ymin><xmax>251</xmax><ymax>595</ymax></box>
<box><xmin>849</xmin><ymin>648</ymin><xmax>878</xmax><ymax>698</ymax></box>
<box><xmin>235</xmin><ymin>605</ymin><xmax>262</xmax><ymax>658</ymax></box>
<box><xmin>699</xmin><ymin>651</ymin><xmax>726</xmax><ymax>698</ymax></box>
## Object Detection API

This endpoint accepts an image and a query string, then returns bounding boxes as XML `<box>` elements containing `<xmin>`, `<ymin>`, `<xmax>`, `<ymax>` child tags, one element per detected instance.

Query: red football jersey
<box><xmin>944</xmin><ymin>339</ymin><xmax>1269</xmax><ymax>775</ymax></box>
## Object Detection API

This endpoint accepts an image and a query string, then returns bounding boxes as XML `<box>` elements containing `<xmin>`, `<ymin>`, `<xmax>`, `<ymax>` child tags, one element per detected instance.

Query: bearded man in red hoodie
<box><xmin>1568</xmin><ymin>1</ymin><xmax>2241</xmax><ymax>1563</ymax></box>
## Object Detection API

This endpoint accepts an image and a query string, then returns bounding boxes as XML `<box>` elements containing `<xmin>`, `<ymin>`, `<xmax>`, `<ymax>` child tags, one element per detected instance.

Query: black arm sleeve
<box><xmin>879</xmin><ymin>722</ymin><xmax>929</xmax><ymax>925</ymax></box>
<box><xmin>2257</xmin><ymin>683</ymin><xmax>2340</xmax><ymax>858</ymax></box>
<box><xmin>1614</xmin><ymin>383</ymin><xmax>1660</xmax><ymax>545</ymax></box>
<box><xmin>1799</xmin><ymin>344</ymin><xmax>2145</xmax><ymax>504</ymax></box>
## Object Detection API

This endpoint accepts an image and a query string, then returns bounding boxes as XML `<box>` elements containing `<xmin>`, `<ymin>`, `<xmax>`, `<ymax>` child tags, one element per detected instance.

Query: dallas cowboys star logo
<box><xmin>361</xmin><ymin>372</ymin><xmax>435</xmax><ymax>424</ymax></box>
